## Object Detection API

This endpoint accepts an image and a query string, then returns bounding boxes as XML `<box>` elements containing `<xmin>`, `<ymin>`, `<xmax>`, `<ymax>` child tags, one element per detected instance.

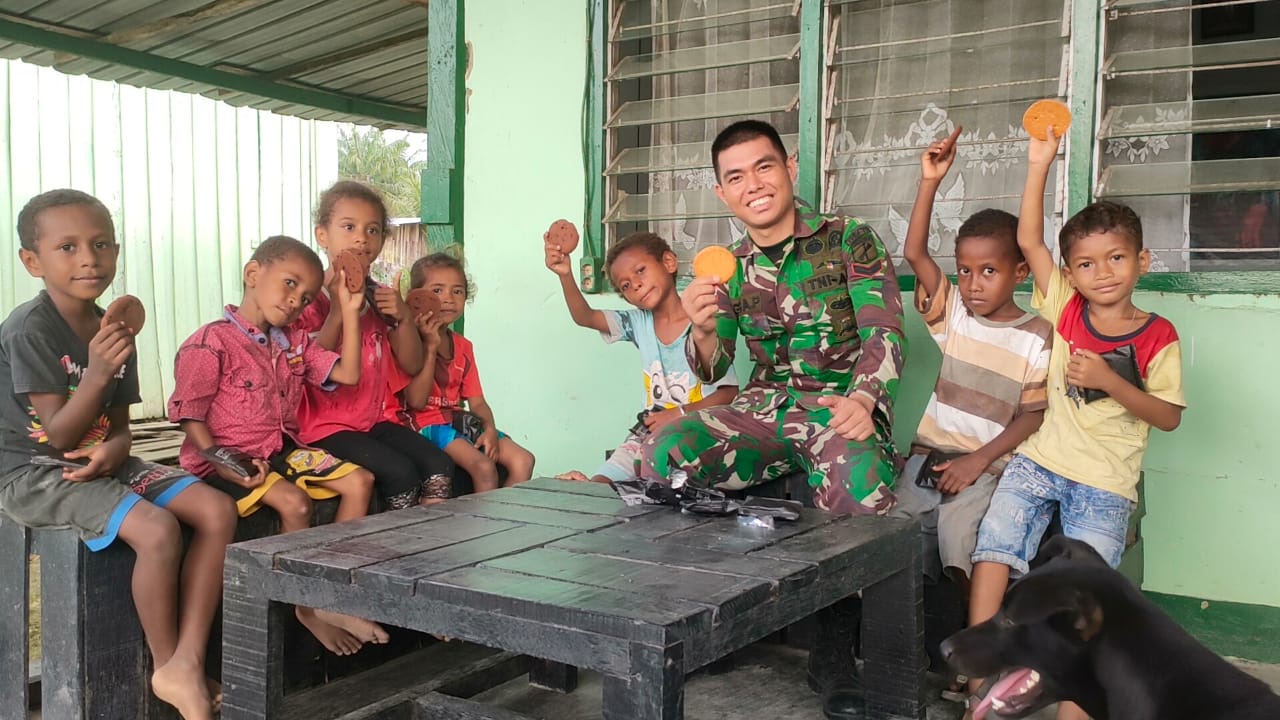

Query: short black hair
<box><xmin>606</xmin><ymin>232</ymin><xmax>675</xmax><ymax>278</ymax></box>
<box><xmin>17</xmin><ymin>189</ymin><xmax>113</xmax><ymax>252</ymax></box>
<box><xmin>956</xmin><ymin>209</ymin><xmax>1023</xmax><ymax>262</ymax></box>
<box><xmin>711</xmin><ymin>120</ymin><xmax>789</xmax><ymax>181</ymax></box>
<box><xmin>1059</xmin><ymin>201</ymin><xmax>1143</xmax><ymax>260</ymax></box>
<box><xmin>251</xmin><ymin>235</ymin><xmax>324</xmax><ymax>277</ymax></box>
<box><xmin>410</xmin><ymin>247</ymin><xmax>476</xmax><ymax>301</ymax></box>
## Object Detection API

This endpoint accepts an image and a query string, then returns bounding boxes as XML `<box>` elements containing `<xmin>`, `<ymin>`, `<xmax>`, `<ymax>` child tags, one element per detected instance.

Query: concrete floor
<box><xmin>474</xmin><ymin>642</ymin><xmax>1280</xmax><ymax>720</ymax></box>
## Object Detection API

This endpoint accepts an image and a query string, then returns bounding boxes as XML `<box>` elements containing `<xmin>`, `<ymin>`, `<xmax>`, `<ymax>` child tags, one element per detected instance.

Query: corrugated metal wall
<box><xmin>0</xmin><ymin>59</ymin><xmax>339</xmax><ymax>418</ymax></box>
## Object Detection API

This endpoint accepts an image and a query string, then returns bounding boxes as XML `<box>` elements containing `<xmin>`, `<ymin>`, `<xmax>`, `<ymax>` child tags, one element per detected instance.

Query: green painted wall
<box><xmin>463</xmin><ymin>1</ymin><xmax>1279</xmax><ymax>610</ymax></box>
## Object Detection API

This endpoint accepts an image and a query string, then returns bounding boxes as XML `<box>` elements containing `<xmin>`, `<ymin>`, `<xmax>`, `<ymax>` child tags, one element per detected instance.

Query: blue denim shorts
<box><xmin>972</xmin><ymin>455</ymin><xmax>1134</xmax><ymax>576</ymax></box>
<box><xmin>420</xmin><ymin>424</ymin><xmax>506</xmax><ymax>449</ymax></box>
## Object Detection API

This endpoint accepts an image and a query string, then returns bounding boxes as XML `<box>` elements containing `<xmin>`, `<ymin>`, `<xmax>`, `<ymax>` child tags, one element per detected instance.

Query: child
<box><xmin>168</xmin><ymin>235</ymin><xmax>388</xmax><ymax>656</ymax></box>
<box><xmin>295</xmin><ymin>181</ymin><xmax>455</xmax><ymax>507</ymax></box>
<box><xmin>387</xmin><ymin>252</ymin><xmax>535</xmax><ymax>491</ymax></box>
<box><xmin>888</xmin><ymin>133</ymin><xmax>1053</xmax><ymax>702</ymax></box>
<box><xmin>544</xmin><ymin>231</ymin><xmax>737</xmax><ymax>483</ymax></box>
<box><xmin>0</xmin><ymin>189</ymin><xmax>236</xmax><ymax>720</ymax></box>
<box><xmin>965</xmin><ymin>130</ymin><xmax>1185</xmax><ymax>720</ymax></box>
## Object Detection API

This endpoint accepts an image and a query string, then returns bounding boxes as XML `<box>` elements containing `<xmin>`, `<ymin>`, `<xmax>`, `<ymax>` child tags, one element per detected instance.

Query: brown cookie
<box><xmin>101</xmin><ymin>295</ymin><xmax>145</xmax><ymax>333</ymax></box>
<box><xmin>333</xmin><ymin>250</ymin><xmax>366</xmax><ymax>294</ymax></box>
<box><xmin>692</xmin><ymin>246</ymin><xmax>737</xmax><ymax>282</ymax></box>
<box><xmin>1023</xmin><ymin>99</ymin><xmax>1072</xmax><ymax>141</ymax></box>
<box><xmin>406</xmin><ymin>288</ymin><xmax>441</xmax><ymax>317</ymax></box>
<box><xmin>545</xmin><ymin>219</ymin><xmax>579</xmax><ymax>254</ymax></box>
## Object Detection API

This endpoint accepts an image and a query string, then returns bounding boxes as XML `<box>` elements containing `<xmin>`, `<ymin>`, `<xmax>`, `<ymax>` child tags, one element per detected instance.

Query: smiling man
<box><xmin>638</xmin><ymin>119</ymin><xmax>907</xmax><ymax>719</ymax></box>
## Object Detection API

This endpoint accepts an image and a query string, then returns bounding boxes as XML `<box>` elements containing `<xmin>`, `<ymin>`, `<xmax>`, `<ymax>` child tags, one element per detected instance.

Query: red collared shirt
<box><xmin>168</xmin><ymin>306</ymin><xmax>338</xmax><ymax>477</ymax></box>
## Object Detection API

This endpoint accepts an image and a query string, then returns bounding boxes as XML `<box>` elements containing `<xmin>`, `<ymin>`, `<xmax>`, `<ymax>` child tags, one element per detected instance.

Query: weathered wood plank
<box><xmin>480</xmin><ymin>547</ymin><xmax>775</xmax><ymax>621</ymax></box>
<box><xmin>0</xmin><ymin>518</ymin><xmax>29</xmax><ymax>720</ymax></box>
<box><xmin>352</xmin><ymin>525</ymin><xmax>576</xmax><ymax>595</ymax></box>
<box><xmin>445</xmin><ymin>498</ymin><xmax>625</xmax><ymax>531</ymax></box>
<box><xmin>418</xmin><ymin>565</ymin><xmax>710</xmax><ymax>642</ymax></box>
<box><xmin>862</xmin><ymin>553</ymin><xmax>927</xmax><ymax>720</ymax></box>
<box><xmin>452</xmin><ymin>485</ymin><xmax>628</xmax><ymax>516</ymax></box>
<box><xmin>221</xmin><ymin>558</ymin><xmax>285</xmax><ymax>720</ymax></box>
<box><xmin>414</xmin><ymin>692</ymin><xmax>534</xmax><ymax>720</ymax></box>
<box><xmin>527</xmin><ymin>659</ymin><xmax>578</xmax><ymax>694</ymax></box>
<box><xmin>227</xmin><ymin>507</ymin><xmax>449</xmax><ymax>568</ymax></box>
<box><xmin>601</xmin><ymin>642</ymin><xmax>684</xmax><ymax>720</ymax></box>
<box><xmin>280</xmin><ymin>643</ymin><xmax>528</xmax><ymax>720</ymax></box>
<box><xmin>751</xmin><ymin>516</ymin><xmax>914</xmax><ymax>577</ymax></box>
<box><xmin>548</xmin><ymin>532</ymin><xmax>819</xmax><ymax>591</ymax></box>
<box><xmin>656</xmin><ymin>507</ymin><xmax>844</xmax><ymax>554</ymax></box>
<box><xmin>579</xmin><ymin>509</ymin><xmax>716</xmax><ymax>541</ymax></box>
<box><xmin>516</xmin><ymin>477</ymin><xmax>619</xmax><ymax>497</ymax></box>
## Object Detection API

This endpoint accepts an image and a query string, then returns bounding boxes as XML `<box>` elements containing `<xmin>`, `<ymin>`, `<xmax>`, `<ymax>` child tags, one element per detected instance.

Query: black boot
<box><xmin>807</xmin><ymin>597</ymin><xmax>864</xmax><ymax>719</ymax></box>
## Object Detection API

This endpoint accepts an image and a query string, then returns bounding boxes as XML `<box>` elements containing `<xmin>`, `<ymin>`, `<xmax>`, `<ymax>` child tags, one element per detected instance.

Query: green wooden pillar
<box><xmin>797</xmin><ymin>0</ymin><xmax>823</xmax><ymax>205</ymax></box>
<box><xmin>1067</xmin><ymin>0</ymin><xmax>1100</xmax><ymax>216</ymax></box>
<box><xmin>421</xmin><ymin>0</ymin><xmax>466</xmax><ymax>253</ymax></box>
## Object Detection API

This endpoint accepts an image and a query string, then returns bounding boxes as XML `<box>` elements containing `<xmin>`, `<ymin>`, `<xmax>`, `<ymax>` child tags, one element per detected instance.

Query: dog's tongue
<box><xmin>972</xmin><ymin>668</ymin><xmax>1036</xmax><ymax>720</ymax></box>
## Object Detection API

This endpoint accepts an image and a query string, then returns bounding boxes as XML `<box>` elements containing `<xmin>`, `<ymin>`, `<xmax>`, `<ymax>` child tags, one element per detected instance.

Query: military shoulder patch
<box><xmin>846</xmin><ymin>224</ymin><xmax>885</xmax><ymax>277</ymax></box>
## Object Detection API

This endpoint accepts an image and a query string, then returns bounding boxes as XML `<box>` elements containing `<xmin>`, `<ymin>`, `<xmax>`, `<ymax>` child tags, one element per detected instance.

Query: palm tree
<box><xmin>337</xmin><ymin>126</ymin><xmax>426</xmax><ymax>218</ymax></box>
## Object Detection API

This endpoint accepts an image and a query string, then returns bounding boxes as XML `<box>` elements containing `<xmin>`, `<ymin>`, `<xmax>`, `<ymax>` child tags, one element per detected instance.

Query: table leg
<box><xmin>601</xmin><ymin>642</ymin><xmax>684</xmax><ymax>720</ymax></box>
<box><xmin>0</xmin><ymin>519</ymin><xmax>28</xmax><ymax>720</ymax></box>
<box><xmin>862</xmin><ymin>549</ymin><xmax>926</xmax><ymax>720</ymax></box>
<box><xmin>220</xmin><ymin>559</ymin><xmax>284</xmax><ymax>720</ymax></box>
<box><xmin>528</xmin><ymin>659</ymin><xmax>578</xmax><ymax>693</ymax></box>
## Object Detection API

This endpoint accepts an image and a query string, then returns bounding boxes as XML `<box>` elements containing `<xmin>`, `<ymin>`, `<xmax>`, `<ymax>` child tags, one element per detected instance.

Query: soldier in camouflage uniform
<box><xmin>639</xmin><ymin>128</ymin><xmax>906</xmax><ymax>517</ymax></box>
<box><xmin>638</xmin><ymin>120</ymin><xmax>906</xmax><ymax>720</ymax></box>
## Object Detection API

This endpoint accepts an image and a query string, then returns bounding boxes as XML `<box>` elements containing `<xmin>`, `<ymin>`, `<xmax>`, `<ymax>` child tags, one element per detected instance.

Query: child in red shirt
<box><xmin>386</xmin><ymin>253</ymin><xmax>534</xmax><ymax>491</ymax></box>
<box><xmin>170</xmin><ymin>236</ymin><xmax>387</xmax><ymax>656</ymax></box>
<box><xmin>295</xmin><ymin>182</ymin><xmax>454</xmax><ymax>506</ymax></box>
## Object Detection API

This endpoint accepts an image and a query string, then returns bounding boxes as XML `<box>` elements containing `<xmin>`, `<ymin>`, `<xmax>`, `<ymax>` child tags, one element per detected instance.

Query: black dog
<box><xmin>941</xmin><ymin>536</ymin><xmax>1280</xmax><ymax>720</ymax></box>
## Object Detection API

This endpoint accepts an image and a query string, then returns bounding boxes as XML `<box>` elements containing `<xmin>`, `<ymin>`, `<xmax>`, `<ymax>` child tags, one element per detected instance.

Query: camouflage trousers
<box><xmin>638</xmin><ymin>402</ymin><xmax>898</xmax><ymax>515</ymax></box>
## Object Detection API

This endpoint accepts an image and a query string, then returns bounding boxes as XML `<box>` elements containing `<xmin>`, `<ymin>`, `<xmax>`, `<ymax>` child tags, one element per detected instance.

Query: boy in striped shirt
<box><xmin>891</xmin><ymin>132</ymin><xmax>1052</xmax><ymax>608</ymax></box>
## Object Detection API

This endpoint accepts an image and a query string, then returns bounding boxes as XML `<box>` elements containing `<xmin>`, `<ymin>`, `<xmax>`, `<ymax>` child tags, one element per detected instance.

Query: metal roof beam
<box><xmin>0</xmin><ymin>17</ymin><xmax>427</xmax><ymax>129</ymax></box>
<box><xmin>262</xmin><ymin>28</ymin><xmax>428</xmax><ymax>81</ymax></box>
<box><xmin>103</xmin><ymin>0</ymin><xmax>274</xmax><ymax>46</ymax></box>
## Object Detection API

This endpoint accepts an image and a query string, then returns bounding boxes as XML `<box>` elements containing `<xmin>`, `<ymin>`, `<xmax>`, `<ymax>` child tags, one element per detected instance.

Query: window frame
<box><xmin>583</xmin><ymin>0</ymin><xmax>1275</xmax><ymax>295</ymax></box>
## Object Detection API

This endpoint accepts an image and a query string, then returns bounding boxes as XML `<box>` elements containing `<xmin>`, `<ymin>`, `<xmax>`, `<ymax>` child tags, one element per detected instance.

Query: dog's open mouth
<box><xmin>972</xmin><ymin>668</ymin><xmax>1043</xmax><ymax>720</ymax></box>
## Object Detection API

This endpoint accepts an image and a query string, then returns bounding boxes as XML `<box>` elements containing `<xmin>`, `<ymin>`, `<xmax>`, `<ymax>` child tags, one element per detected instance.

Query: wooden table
<box><xmin>220</xmin><ymin>478</ymin><xmax>925</xmax><ymax>720</ymax></box>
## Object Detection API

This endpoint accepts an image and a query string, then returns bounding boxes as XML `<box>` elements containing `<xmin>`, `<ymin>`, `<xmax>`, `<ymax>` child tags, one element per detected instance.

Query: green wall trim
<box><xmin>1145</xmin><ymin>591</ymin><xmax>1280</xmax><ymax>664</ymax></box>
<box><xmin>423</xmin><ymin>0</ymin><xmax>465</xmax><ymax>254</ymax></box>
<box><xmin>0</xmin><ymin>18</ymin><xmax>426</xmax><ymax>130</ymax></box>
<box><xmin>1066</xmin><ymin>0</ymin><xmax>1100</xmax><ymax>216</ymax></box>
<box><xmin>797</xmin><ymin>0</ymin><xmax>822</xmax><ymax>203</ymax></box>
<box><xmin>583</xmin><ymin>0</ymin><xmax>607</xmax><ymax>294</ymax></box>
<box><xmin>897</xmin><ymin>272</ymin><xmax>1280</xmax><ymax>296</ymax></box>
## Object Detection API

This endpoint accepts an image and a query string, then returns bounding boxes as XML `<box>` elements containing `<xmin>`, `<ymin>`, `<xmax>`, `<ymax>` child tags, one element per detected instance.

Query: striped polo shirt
<box><xmin>912</xmin><ymin>278</ymin><xmax>1053</xmax><ymax>470</ymax></box>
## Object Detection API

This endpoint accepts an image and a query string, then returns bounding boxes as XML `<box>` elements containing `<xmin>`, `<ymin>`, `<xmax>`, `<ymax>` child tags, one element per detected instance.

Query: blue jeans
<box><xmin>972</xmin><ymin>455</ymin><xmax>1134</xmax><ymax>575</ymax></box>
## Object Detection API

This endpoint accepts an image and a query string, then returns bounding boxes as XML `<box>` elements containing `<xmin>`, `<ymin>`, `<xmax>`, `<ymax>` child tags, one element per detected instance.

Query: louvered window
<box><xmin>604</xmin><ymin>0</ymin><xmax>802</xmax><ymax>276</ymax></box>
<box><xmin>1095</xmin><ymin>0</ymin><xmax>1280</xmax><ymax>271</ymax></box>
<box><xmin>822</xmin><ymin>0</ymin><xmax>1071</xmax><ymax>271</ymax></box>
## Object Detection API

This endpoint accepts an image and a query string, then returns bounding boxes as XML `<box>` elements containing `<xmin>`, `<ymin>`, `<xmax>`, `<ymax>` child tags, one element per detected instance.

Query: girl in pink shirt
<box><xmin>296</xmin><ymin>181</ymin><xmax>454</xmax><ymax>507</ymax></box>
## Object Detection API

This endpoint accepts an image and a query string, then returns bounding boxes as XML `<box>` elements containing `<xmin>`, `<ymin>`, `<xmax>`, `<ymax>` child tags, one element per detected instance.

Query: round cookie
<box><xmin>101</xmin><ymin>295</ymin><xmax>146</xmax><ymax>333</ymax></box>
<box><xmin>692</xmin><ymin>246</ymin><xmax>737</xmax><ymax>282</ymax></box>
<box><xmin>333</xmin><ymin>250</ymin><xmax>367</xmax><ymax>294</ymax></box>
<box><xmin>544</xmin><ymin>219</ymin><xmax>579</xmax><ymax>254</ymax></box>
<box><xmin>1022</xmin><ymin>99</ymin><xmax>1072</xmax><ymax>141</ymax></box>
<box><xmin>406</xmin><ymin>288</ymin><xmax>441</xmax><ymax>317</ymax></box>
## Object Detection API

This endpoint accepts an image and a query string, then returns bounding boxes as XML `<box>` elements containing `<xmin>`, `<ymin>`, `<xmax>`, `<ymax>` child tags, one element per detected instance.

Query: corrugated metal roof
<box><xmin>0</xmin><ymin>0</ymin><xmax>428</xmax><ymax>130</ymax></box>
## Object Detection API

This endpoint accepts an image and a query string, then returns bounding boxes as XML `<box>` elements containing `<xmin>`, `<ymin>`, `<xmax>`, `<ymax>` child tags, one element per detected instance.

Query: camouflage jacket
<box><xmin>688</xmin><ymin>202</ymin><xmax>906</xmax><ymax>425</ymax></box>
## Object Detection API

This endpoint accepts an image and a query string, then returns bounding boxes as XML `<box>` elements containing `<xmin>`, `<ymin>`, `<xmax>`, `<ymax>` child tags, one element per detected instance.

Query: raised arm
<box><xmin>1018</xmin><ymin>129</ymin><xmax>1063</xmax><ymax>295</ymax></box>
<box><xmin>545</xmin><ymin>238</ymin><xmax>609</xmax><ymax>333</ymax></box>
<box><xmin>903</xmin><ymin>125</ymin><xmax>962</xmax><ymax>296</ymax></box>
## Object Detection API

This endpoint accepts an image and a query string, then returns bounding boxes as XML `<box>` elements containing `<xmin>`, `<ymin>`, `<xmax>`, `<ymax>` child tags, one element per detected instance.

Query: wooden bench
<box><xmin>220</xmin><ymin>477</ymin><xmax>926</xmax><ymax>720</ymax></box>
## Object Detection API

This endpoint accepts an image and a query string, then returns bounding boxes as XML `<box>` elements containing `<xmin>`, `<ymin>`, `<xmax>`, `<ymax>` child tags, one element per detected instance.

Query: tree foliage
<box><xmin>337</xmin><ymin>126</ymin><xmax>425</xmax><ymax>218</ymax></box>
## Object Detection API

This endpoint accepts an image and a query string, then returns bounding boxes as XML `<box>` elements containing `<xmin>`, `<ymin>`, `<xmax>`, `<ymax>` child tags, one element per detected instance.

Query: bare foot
<box><xmin>555</xmin><ymin>471</ymin><xmax>590</xmax><ymax>482</ymax></box>
<box><xmin>314</xmin><ymin>608</ymin><xmax>391</xmax><ymax>644</ymax></box>
<box><xmin>206</xmin><ymin>678</ymin><xmax>222</xmax><ymax>711</ymax></box>
<box><xmin>296</xmin><ymin>606</ymin><xmax>364</xmax><ymax>656</ymax></box>
<box><xmin>152</xmin><ymin>657</ymin><xmax>213</xmax><ymax>720</ymax></box>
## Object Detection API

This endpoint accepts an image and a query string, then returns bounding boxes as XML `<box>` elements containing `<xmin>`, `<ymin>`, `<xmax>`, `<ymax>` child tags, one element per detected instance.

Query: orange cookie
<box><xmin>692</xmin><ymin>246</ymin><xmax>737</xmax><ymax>282</ymax></box>
<box><xmin>406</xmin><ymin>288</ymin><xmax>441</xmax><ymax>316</ymax></box>
<box><xmin>333</xmin><ymin>250</ymin><xmax>367</xmax><ymax>294</ymax></box>
<box><xmin>1022</xmin><ymin>99</ymin><xmax>1072</xmax><ymax>141</ymax></box>
<box><xmin>101</xmin><ymin>295</ymin><xmax>145</xmax><ymax>333</ymax></box>
<box><xmin>545</xmin><ymin>219</ymin><xmax>579</xmax><ymax>254</ymax></box>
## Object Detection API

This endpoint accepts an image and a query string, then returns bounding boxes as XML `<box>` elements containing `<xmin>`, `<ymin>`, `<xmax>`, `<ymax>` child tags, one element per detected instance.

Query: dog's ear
<box><xmin>1071</xmin><ymin>589</ymin><xmax>1104</xmax><ymax>641</ymax></box>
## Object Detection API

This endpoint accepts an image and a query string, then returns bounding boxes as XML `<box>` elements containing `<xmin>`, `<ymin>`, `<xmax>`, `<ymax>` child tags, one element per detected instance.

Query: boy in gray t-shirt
<box><xmin>0</xmin><ymin>189</ymin><xmax>236</xmax><ymax>720</ymax></box>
